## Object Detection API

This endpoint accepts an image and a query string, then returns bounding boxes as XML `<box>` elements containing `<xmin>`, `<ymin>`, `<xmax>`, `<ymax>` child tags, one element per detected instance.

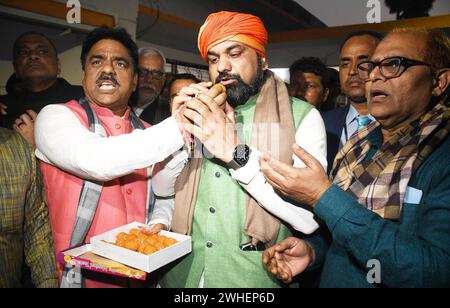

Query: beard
<box><xmin>137</xmin><ymin>84</ymin><xmax>159</xmax><ymax>107</ymax></box>
<box><xmin>215</xmin><ymin>57</ymin><xmax>265</xmax><ymax>108</ymax></box>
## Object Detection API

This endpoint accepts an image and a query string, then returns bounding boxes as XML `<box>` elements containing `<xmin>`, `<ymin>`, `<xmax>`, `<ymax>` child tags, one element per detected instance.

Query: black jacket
<box><xmin>1</xmin><ymin>78</ymin><xmax>84</xmax><ymax>129</ymax></box>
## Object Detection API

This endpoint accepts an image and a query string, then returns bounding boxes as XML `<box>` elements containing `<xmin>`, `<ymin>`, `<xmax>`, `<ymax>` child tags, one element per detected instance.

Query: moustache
<box><xmin>215</xmin><ymin>73</ymin><xmax>241</xmax><ymax>84</ymax></box>
<box><xmin>347</xmin><ymin>77</ymin><xmax>363</xmax><ymax>85</ymax></box>
<box><xmin>139</xmin><ymin>84</ymin><xmax>157</xmax><ymax>91</ymax></box>
<box><xmin>96</xmin><ymin>74</ymin><xmax>119</xmax><ymax>87</ymax></box>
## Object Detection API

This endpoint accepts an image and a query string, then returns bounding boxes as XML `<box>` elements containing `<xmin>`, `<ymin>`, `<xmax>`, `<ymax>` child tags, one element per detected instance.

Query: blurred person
<box><xmin>320</xmin><ymin>67</ymin><xmax>341</xmax><ymax>112</ymax></box>
<box><xmin>289</xmin><ymin>57</ymin><xmax>330</xmax><ymax>110</ymax></box>
<box><xmin>168</xmin><ymin>73</ymin><xmax>200</xmax><ymax>110</ymax></box>
<box><xmin>0</xmin><ymin>127</ymin><xmax>58</xmax><ymax>288</ymax></box>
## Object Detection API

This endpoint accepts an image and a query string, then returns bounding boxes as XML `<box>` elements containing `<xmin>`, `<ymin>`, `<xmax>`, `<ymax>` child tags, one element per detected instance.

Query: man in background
<box><xmin>289</xmin><ymin>57</ymin><xmax>330</xmax><ymax>111</ymax></box>
<box><xmin>322</xmin><ymin>30</ymin><xmax>382</xmax><ymax>173</ymax></box>
<box><xmin>132</xmin><ymin>47</ymin><xmax>170</xmax><ymax>125</ymax></box>
<box><xmin>0</xmin><ymin>32</ymin><xmax>83</xmax><ymax>145</ymax></box>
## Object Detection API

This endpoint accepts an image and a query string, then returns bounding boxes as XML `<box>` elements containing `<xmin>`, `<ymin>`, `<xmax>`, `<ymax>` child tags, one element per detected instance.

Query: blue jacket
<box><xmin>308</xmin><ymin>135</ymin><xmax>450</xmax><ymax>288</ymax></box>
<box><xmin>322</xmin><ymin>104</ymin><xmax>350</xmax><ymax>174</ymax></box>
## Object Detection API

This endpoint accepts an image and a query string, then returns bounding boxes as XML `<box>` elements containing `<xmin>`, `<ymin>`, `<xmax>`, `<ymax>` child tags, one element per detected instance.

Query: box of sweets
<box><xmin>90</xmin><ymin>221</ymin><xmax>192</xmax><ymax>273</ymax></box>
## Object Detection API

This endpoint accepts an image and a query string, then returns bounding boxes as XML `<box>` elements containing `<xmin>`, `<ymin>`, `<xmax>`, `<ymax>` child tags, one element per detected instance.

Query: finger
<box><xmin>293</xmin><ymin>144</ymin><xmax>322</xmax><ymax>171</ymax></box>
<box><xmin>194</xmin><ymin>81</ymin><xmax>213</xmax><ymax>89</ymax></box>
<box><xmin>261</xmin><ymin>154</ymin><xmax>295</xmax><ymax>176</ymax></box>
<box><xmin>0</xmin><ymin>103</ymin><xmax>7</xmax><ymax>116</ymax></box>
<box><xmin>183</xmin><ymin>108</ymin><xmax>205</xmax><ymax>127</ymax></box>
<box><xmin>19</xmin><ymin>113</ymin><xmax>32</xmax><ymax>125</ymax></box>
<box><xmin>263</xmin><ymin>247</ymin><xmax>276</xmax><ymax>265</ymax></box>
<box><xmin>26</xmin><ymin>109</ymin><xmax>38</xmax><ymax>120</ymax></box>
<box><xmin>14</xmin><ymin>118</ymin><xmax>24</xmax><ymax>127</ymax></box>
<box><xmin>224</xmin><ymin>102</ymin><xmax>235</xmax><ymax>123</ymax></box>
<box><xmin>275</xmin><ymin>237</ymin><xmax>297</xmax><ymax>253</ymax></box>
<box><xmin>13</xmin><ymin>124</ymin><xmax>20</xmax><ymax>132</ymax></box>
<box><xmin>179</xmin><ymin>82</ymin><xmax>212</xmax><ymax>96</ymax></box>
<box><xmin>179</xmin><ymin>86</ymin><xmax>201</xmax><ymax>97</ymax></box>
<box><xmin>280</xmin><ymin>271</ymin><xmax>292</xmax><ymax>284</ymax></box>
<box><xmin>213</xmin><ymin>92</ymin><xmax>227</xmax><ymax>109</ymax></box>
<box><xmin>196</xmin><ymin>93</ymin><xmax>226</xmax><ymax>122</ymax></box>
<box><xmin>184</xmin><ymin>122</ymin><xmax>205</xmax><ymax>143</ymax></box>
<box><xmin>259</xmin><ymin>156</ymin><xmax>286</xmax><ymax>188</ymax></box>
<box><xmin>171</xmin><ymin>94</ymin><xmax>191</xmax><ymax>115</ymax></box>
<box><xmin>185</xmin><ymin>98</ymin><xmax>213</xmax><ymax>120</ymax></box>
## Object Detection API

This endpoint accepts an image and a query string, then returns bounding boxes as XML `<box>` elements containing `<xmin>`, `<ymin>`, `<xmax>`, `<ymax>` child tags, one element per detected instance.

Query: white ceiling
<box><xmin>295</xmin><ymin>0</ymin><xmax>450</xmax><ymax>27</ymax></box>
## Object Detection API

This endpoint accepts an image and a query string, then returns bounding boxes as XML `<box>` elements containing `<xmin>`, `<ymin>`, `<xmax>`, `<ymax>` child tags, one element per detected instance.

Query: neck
<box><xmin>350</xmin><ymin>101</ymin><xmax>369</xmax><ymax>115</ymax></box>
<box><xmin>23</xmin><ymin>78</ymin><xmax>57</xmax><ymax>93</ymax></box>
<box><xmin>111</xmin><ymin>105</ymin><xmax>128</xmax><ymax>117</ymax></box>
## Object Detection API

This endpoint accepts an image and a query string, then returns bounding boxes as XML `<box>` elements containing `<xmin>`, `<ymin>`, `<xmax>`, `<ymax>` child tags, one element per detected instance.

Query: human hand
<box><xmin>138</xmin><ymin>223</ymin><xmax>167</xmax><ymax>235</ymax></box>
<box><xmin>0</xmin><ymin>103</ymin><xmax>7</xmax><ymax>116</ymax></box>
<box><xmin>259</xmin><ymin>144</ymin><xmax>331</xmax><ymax>207</ymax></box>
<box><xmin>13</xmin><ymin>109</ymin><xmax>37</xmax><ymax>146</ymax></box>
<box><xmin>262</xmin><ymin>237</ymin><xmax>315</xmax><ymax>284</ymax></box>
<box><xmin>183</xmin><ymin>91</ymin><xmax>238</xmax><ymax>163</ymax></box>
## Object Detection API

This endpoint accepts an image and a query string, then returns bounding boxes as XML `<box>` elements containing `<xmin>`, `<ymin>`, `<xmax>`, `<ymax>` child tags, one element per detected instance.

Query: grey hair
<box><xmin>138</xmin><ymin>47</ymin><xmax>166</xmax><ymax>67</ymax></box>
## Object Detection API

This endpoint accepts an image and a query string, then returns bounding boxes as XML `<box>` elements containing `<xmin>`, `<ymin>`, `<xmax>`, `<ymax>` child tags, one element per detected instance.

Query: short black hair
<box><xmin>168</xmin><ymin>73</ymin><xmax>201</xmax><ymax>89</ymax></box>
<box><xmin>289</xmin><ymin>57</ymin><xmax>329</xmax><ymax>87</ymax></box>
<box><xmin>340</xmin><ymin>30</ymin><xmax>384</xmax><ymax>51</ymax></box>
<box><xmin>13</xmin><ymin>31</ymin><xmax>58</xmax><ymax>62</ymax></box>
<box><xmin>81</xmin><ymin>27</ymin><xmax>138</xmax><ymax>72</ymax></box>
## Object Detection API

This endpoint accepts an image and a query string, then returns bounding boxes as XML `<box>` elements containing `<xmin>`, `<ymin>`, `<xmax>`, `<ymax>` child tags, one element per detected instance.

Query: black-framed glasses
<box><xmin>138</xmin><ymin>68</ymin><xmax>165</xmax><ymax>80</ymax></box>
<box><xmin>357</xmin><ymin>56</ymin><xmax>431</xmax><ymax>81</ymax></box>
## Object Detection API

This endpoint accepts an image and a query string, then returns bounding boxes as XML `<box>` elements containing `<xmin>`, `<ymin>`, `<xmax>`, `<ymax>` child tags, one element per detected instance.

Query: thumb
<box><xmin>293</xmin><ymin>144</ymin><xmax>320</xmax><ymax>170</ymax></box>
<box><xmin>224</xmin><ymin>102</ymin><xmax>235</xmax><ymax>123</ymax></box>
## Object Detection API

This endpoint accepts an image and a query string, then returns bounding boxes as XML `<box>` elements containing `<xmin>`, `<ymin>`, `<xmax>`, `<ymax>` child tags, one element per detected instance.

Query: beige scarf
<box><xmin>172</xmin><ymin>71</ymin><xmax>296</xmax><ymax>246</ymax></box>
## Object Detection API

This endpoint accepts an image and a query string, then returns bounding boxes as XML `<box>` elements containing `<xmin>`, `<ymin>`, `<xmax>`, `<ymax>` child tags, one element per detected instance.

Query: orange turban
<box><xmin>198</xmin><ymin>11</ymin><xmax>268</xmax><ymax>61</ymax></box>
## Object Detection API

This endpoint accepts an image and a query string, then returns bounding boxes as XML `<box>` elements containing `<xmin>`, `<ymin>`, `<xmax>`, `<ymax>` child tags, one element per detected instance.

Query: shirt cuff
<box><xmin>229</xmin><ymin>147</ymin><xmax>261</xmax><ymax>185</ymax></box>
<box><xmin>314</xmin><ymin>184</ymin><xmax>356</xmax><ymax>232</ymax></box>
<box><xmin>160</xmin><ymin>116</ymin><xmax>184</xmax><ymax>150</ymax></box>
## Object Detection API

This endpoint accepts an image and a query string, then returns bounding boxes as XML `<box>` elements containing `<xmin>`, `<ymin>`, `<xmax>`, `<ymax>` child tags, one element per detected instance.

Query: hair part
<box><xmin>13</xmin><ymin>31</ymin><xmax>58</xmax><ymax>62</ymax></box>
<box><xmin>80</xmin><ymin>27</ymin><xmax>139</xmax><ymax>72</ymax></box>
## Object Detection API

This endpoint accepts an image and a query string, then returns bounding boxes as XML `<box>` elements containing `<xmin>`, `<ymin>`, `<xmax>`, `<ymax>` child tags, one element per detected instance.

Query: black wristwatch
<box><xmin>228</xmin><ymin>144</ymin><xmax>252</xmax><ymax>170</ymax></box>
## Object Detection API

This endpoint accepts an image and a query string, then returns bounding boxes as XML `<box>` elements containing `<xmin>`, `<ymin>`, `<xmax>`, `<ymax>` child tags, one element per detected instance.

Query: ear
<box><xmin>261</xmin><ymin>57</ymin><xmax>269</xmax><ymax>70</ymax></box>
<box><xmin>432</xmin><ymin>68</ymin><xmax>450</xmax><ymax>97</ymax></box>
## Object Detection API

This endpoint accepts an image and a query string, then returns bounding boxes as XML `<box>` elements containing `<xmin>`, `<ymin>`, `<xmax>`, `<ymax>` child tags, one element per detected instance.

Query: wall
<box><xmin>0</xmin><ymin>60</ymin><xmax>14</xmax><ymax>95</ymax></box>
<box><xmin>59</xmin><ymin>45</ymin><xmax>83</xmax><ymax>86</ymax></box>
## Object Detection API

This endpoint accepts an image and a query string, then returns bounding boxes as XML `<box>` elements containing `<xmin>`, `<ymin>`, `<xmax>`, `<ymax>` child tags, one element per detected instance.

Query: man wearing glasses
<box><xmin>261</xmin><ymin>28</ymin><xmax>450</xmax><ymax>287</ymax></box>
<box><xmin>133</xmin><ymin>47</ymin><xmax>170</xmax><ymax>125</ymax></box>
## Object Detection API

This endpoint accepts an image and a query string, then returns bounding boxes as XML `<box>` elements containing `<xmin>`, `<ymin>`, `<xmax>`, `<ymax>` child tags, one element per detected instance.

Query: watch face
<box><xmin>234</xmin><ymin>144</ymin><xmax>250</xmax><ymax>166</ymax></box>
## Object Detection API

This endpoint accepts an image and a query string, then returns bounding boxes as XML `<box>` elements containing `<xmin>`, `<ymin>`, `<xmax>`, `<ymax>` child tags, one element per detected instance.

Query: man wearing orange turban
<box><xmin>198</xmin><ymin>11</ymin><xmax>268</xmax><ymax>62</ymax></box>
<box><xmin>162</xmin><ymin>11</ymin><xmax>328</xmax><ymax>288</ymax></box>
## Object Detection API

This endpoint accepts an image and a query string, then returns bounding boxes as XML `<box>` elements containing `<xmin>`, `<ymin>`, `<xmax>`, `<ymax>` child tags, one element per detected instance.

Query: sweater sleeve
<box><xmin>314</xmin><ymin>182</ymin><xmax>450</xmax><ymax>287</ymax></box>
